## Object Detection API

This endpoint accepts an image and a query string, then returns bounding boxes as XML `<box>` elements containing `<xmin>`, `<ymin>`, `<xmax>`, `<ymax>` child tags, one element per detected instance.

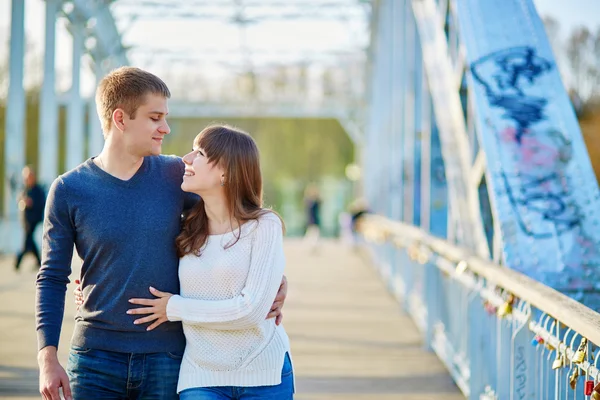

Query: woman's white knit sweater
<box><xmin>166</xmin><ymin>212</ymin><xmax>290</xmax><ymax>393</ymax></box>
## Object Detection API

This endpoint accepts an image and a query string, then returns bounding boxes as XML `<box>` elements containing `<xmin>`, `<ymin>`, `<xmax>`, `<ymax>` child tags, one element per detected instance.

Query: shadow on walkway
<box><xmin>0</xmin><ymin>365</ymin><xmax>39</xmax><ymax>397</ymax></box>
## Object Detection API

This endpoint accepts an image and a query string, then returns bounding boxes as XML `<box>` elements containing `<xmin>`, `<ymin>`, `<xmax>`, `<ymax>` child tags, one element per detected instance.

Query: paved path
<box><xmin>0</xmin><ymin>240</ymin><xmax>464</xmax><ymax>399</ymax></box>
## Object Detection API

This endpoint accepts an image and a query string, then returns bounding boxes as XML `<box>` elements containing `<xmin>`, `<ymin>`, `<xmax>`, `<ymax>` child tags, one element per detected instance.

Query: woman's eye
<box><xmin>151</xmin><ymin>117</ymin><xmax>159</xmax><ymax>122</ymax></box>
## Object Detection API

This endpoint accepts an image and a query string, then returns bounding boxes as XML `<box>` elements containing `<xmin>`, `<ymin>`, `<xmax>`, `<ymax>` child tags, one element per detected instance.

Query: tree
<box><xmin>566</xmin><ymin>26</ymin><xmax>592</xmax><ymax>98</ymax></box>
<box><xmin>542</xmin><ymin>16</ymin><xmax>561</xmax><ymax>60</ymax></box>
<box><xmin>592</xmin><ymin>28</ymin><xmax>600</xmax><ymax>101</ymax></box>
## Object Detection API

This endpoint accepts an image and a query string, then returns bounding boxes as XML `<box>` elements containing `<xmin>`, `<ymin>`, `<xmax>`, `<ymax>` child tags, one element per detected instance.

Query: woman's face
<box><xmin>181</xmin><ymin>146</ymin><xmax>224</xmax><ymax>194</ymax></box>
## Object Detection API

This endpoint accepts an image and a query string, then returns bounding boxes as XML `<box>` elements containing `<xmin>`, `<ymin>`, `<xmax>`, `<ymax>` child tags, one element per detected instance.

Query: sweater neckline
<box><xmin>87</xmin><ymin>157</ymin><xmax>149</xmax><ymax>187</ymax></box>
<box><xmin>207</xmin><ymin>220</ymin><xmax>256</xmax><ymax>238</ymax></box>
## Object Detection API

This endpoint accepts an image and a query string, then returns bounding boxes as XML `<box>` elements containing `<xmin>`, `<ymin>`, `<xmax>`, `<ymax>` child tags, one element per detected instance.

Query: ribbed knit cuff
<box><xmin>167</xmin><ymin>295</ymin><xmax>185</xmax><ymax>322</ymax></box>
<box><xmin>37</xmin><ymin>329</ymin><xmax>59</xmax><ymax>352</ymax></box>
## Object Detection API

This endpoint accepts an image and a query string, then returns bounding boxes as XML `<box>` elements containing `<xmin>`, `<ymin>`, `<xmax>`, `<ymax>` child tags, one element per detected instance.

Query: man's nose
<box><xmin>159</xmin><ymin>121</ymin><xmax>171</xmax><ymax>135</ymax></box>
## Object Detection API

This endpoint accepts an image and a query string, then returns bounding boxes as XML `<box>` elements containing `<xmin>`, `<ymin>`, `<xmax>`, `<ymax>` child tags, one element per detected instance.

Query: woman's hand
<box><xmin>267</xmin><ymin>275</ymin><xmax>287</xmax><ymax>325</ymax></box>
<box><xmin>127</xmin><ymin>287</ymin><xmax>174</xmax><ymax>331</ymax></box>
<box><xmin>73</xmin><ymin>279</ymin><xmax>83</xmax><ymax>310</ymax></box>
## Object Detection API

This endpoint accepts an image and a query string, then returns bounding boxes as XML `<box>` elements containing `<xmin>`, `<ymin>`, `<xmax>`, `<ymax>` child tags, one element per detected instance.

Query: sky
<box><xmin>0</xmin><ymin>0</ymin><xmax>598</xmax><ymax>97</ymax></box>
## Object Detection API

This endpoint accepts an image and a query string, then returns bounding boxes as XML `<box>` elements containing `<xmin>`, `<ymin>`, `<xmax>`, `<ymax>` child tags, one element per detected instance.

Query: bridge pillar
<box><xmin>88</xmin><ymin>60</ymin><xmax>104</xmax><ymax>157</ymax></box>
<box><xmin>389</xmin><ymin>0</ymin><xmax>403</xmax><ymax>223</ymax></box>
<box><xmin>402</xmin><ymin>0</ymin><xmax>415</xmax><ymax>225</ymax></box>
<box><xmin>3</xmin><ymin>0</ymin><xmax>26</xmax><ymax>252</ymax></box>
<box><xmin>39</xmin><ymin>0</ymin><xmax>60</xmax><ymax>188</ymax></box>
<box><xmin>66</xmin><ymin>22</ymin><xmax>86</xmax><ymax>170</ymax></box>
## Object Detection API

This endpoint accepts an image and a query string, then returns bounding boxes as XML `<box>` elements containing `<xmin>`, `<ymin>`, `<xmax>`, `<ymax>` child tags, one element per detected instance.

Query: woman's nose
<box><xmin>182</xmin><ymin>152</ymin><xmax>193</xmax><ymax>164</ymax></box>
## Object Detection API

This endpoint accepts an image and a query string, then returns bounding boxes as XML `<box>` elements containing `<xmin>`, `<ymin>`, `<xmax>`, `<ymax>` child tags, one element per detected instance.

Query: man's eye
<box><xmin>151</xmin><ymin>117</ymin><xmax>160</xmax><ymax>121</ymax></box>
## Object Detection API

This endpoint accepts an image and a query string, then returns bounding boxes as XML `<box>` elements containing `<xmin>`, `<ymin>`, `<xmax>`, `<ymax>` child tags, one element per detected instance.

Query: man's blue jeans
<box><xmin>66</xmin><ymin>345</ymin><xmax>181</xmax><ymax>399</ymax></box>
<box><xmin>179</xmin><ymin>352</ymin><xmax>294</xmax><ymax>400</ymax></box>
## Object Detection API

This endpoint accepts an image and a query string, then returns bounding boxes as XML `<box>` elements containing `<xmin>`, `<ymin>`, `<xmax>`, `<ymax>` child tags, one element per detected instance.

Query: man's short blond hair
<box><xmin>95</xmin><ymin>67</ymin><xmax>171</xmax><ymax>134</ymax></box>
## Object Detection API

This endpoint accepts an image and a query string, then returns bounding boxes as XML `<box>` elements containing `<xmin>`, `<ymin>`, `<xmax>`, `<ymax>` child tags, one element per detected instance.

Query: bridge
<box><xmin>2</xmin><ymin>0</ymin><xmax>600</xmax><ymax>399</ymax></box>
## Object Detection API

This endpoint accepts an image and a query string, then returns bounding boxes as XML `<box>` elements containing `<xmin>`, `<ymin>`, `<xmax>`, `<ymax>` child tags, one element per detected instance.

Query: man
<box><xmin>15</xmin><ymin>165</ymin><xmax>46</xmax><ymax>270</ymax></box>
<box><xmin>36</xmin><ymin>67</ymin><xmax>287</xmax><ymax>400</ymax></box>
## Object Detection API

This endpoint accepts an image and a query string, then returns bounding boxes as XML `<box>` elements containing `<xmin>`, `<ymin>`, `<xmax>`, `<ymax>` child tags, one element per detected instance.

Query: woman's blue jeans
<box><xmin>179</xmin><ymin>353</ymin><xmax>294</xmax><ymax>400</ymax></box>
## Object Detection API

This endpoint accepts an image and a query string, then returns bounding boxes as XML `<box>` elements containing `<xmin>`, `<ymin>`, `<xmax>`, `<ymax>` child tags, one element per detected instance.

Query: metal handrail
<box><xmin>359</xmin><ymin>214</ymin><xmax>600</xmax><ymax>346</ymax></box>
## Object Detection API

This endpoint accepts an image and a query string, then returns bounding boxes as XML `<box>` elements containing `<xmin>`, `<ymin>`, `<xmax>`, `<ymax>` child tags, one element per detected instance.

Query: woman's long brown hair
<box><xmin>175</xmin><ymin>125</ymin><xmax>284</xmax><ymax>257</ymax></box>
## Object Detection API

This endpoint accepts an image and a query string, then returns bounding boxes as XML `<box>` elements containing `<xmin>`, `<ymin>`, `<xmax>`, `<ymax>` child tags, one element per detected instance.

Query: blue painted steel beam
<box><xmin>456</xmin><ymin>0</ymin><xmax>600</xmax><ymax>309</ymax></box>
<box><xmin>39</xmin><ymin>0</ymin><xmax>60</xmax><ymax>187</ymax></box>
<box><xmin>3</xmin><ymin>0</ymin><xmax>26</xmax><ymax>252</ymax></box>
<box><xmin>66</xmin><ymin>0</ymin><xmax>129</xmax><ymax>68</ymax></box>
<box><xmin>402</xmin><ymin>1</ymin><xmax>415</xmax><ymax>224</ymax></box>
<box><xmin>66</xmin><ymin>22</ymin><xmax>86</xmax><ymax>171</ymax></box>
<box><xmin>88</xmin><ymin>59</ymin><xmax>104</xmax><ymax>158</ymax></box>
<box><xmin>411</xmin><ymin>0</ymin><xmax>488</xmax><ymax>256</ymax></box>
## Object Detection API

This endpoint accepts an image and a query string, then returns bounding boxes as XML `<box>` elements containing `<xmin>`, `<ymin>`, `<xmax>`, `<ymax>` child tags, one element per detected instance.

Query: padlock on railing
<box><xmin>531</xmin><ymin>335</ymin><xmax>544</xmax><ymax>346</ymax></box>
<box><xmin>573</xmin><ymin>338</ymin><xmax>588</xmax><ymax>364</ymax></box>
<box><xmin>497</xmin><ymin>294</ymin><xmax>515</xmax><ymax>318</ymax></box>
<box><xmin>585</xmin><ymin>380</ymin><xmax>595</xmax><ymax>395</ymax></box>
<box><xmin>592</xmin><ymin>382</ymin><xmax>600</xmax><ymax>400</ymax></box>
<box><xmin>569</xmin><ymin>367</ymin><xmax>579</xmax><ymax>390</ymax></box>
<box><xmin>455</xmin><ymin>260</ymin><xmax>467</xmax><ymax>275</ymax></box>
<box><xmin>407</xmin><ymin>243</ymin><xmax>420</xmax><ymax>261</ymax></box>
<box><xmin>552</xmin><ymin>352</ymin><xmax>564</xmax><ymax>370</ymax></box>
<box><xmin>483</xmin><ymin>300</ymin><xmax>497</xmax><ymax>315</ymax></box>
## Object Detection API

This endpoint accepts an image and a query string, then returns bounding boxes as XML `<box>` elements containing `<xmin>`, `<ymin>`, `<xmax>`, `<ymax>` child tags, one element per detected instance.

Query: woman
<box><xmin>126</xmin><ymin>125</ymin><xmax>294</xmax><ymax>399</ymax></box>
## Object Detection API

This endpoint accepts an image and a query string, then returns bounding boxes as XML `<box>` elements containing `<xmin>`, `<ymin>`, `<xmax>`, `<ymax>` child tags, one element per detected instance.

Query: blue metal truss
<box><xmin>365</xmin><ymin>0</ymin><xmax>600</xmax><ymax>312</ymax></box>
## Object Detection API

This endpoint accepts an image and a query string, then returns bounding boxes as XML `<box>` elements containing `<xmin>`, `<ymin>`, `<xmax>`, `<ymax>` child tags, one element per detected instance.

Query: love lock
<box><xmin>496</xmin><ymin>302</ymin><xmax>512</xmax><ymax>318</ymax></box>
<box><xmin>569</xmin><ymin>367</ymin><xmax>579</xmax><ymax>390</ymax></box>
<box><xmin>497</xmin><ymin>294</ymin><xmax>515</xmax><ymax>318</ymax></box>
<box><xmin>552</xmin><ymin>352</ymin><xmax>564</xmax><ymax>370</ymax></box>
<box><xmin>531</xmin><ymin>335</ymin><xmax>544</xmax><ymax>346</ymax></box>
<box><xmin>573</xmin><ymin>338</ymin><xmax>588</xmax><ymax>364</ymax></box>
<box><xmin>586</xmin><ymin>380</ymin><xmax>595</xmax><ymax>395</ymax></box>
<box><xmin>592</xmin><ymin>382</ymin><xmax>600</xmax><ymax>400</ymax></box>
<box><xmin>483</xmin><ymin>300</ymin><xmax>497</xmax><ymax>315</ymax></box>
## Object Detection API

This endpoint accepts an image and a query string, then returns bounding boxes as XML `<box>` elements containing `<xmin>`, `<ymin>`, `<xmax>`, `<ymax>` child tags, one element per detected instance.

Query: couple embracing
<box><xmin>36</xmin><ymin>67</ymin><xmax>294</xmax><ymax>400</ymax></box>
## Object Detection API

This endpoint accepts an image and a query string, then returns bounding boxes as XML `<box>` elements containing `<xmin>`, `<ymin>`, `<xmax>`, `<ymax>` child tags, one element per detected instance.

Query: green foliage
<box><xmin>0</xmin><ymin>100</ymin><xmax>355</xmax><ymax>234</ymax></box>
<box><xmin>163</xmin><ymin>117</ymin><xmax>356</xmax><ymax>235</ymax></box>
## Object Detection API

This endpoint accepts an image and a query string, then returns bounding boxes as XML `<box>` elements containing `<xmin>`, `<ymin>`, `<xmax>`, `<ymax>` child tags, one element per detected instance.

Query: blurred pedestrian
<box><xmin>15</xmin><ymin>166</ymin><xmax>46</xmax><ymax>271</ymax></box>
<box><xmin>348</xmin><ymin>198</ymin><xmax>369</xmax><ymax>248</ymax></box>
<box><xmin>303</xmin><ymin>183</ymin><xmax>321</xmax><ymax>252</ymax></box>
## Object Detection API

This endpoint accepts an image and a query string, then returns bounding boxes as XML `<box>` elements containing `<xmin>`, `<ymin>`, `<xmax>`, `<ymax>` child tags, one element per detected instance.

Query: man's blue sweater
<box><xmin>36</xmin><ymin>155</ymin><xmax>198</xmax><ymax>353</ymax></box>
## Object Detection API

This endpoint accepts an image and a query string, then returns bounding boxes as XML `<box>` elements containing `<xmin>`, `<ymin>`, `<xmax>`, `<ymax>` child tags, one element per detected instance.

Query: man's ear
<box><xmin>112</xmin><ymin>108</ymin><xmax>126</xmax><ymax>132</ymax></box>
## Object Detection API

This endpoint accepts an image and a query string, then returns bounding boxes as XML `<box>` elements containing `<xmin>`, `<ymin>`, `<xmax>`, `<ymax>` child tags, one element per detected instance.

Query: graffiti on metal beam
<box><xmin>470</xmin><ymin>46</ymin><xmax>598</xmax><ymax>275</ymax></box>
<box><xmin>499</xmin><ymin>171</ymin><xmax>579</xmax><ymax>238</ymax></box>
<box><xmin>471</xmin><ymin>46</ymin><xmax>552</xmax><ymax>144</ymax></box>
<box><xmin>496</xmin><ymin>126</ymin><xmax>579</xmax><ymax>239</ymax></box>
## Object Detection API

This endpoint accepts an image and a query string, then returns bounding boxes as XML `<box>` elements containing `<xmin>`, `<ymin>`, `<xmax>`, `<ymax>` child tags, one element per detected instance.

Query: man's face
<box><xmin>22</xmin><ymin>168</ymin><xmax>35</xmax><ymax>187</ymax></box>
<box><xmin>122</xmin><ymin>94</ymin><xmax>170</xmax><ymax>157</ymax></box>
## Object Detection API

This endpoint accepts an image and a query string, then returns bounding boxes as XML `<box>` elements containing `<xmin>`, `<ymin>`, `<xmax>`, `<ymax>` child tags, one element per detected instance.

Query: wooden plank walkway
<box><xmin>0</xmin><ymin>239</ymin><xmax>464</xmax><ymax>399</ymax></box>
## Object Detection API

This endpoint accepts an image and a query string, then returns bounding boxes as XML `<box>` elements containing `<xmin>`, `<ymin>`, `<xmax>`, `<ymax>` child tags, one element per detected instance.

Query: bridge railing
<box><xmin>359</xmin><ymin>214</ymin><xmax>600</xmax><ymax>400</ymax></box>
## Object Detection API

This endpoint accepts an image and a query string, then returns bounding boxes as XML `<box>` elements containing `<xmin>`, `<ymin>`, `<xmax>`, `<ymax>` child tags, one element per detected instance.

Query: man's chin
<box><xmin>150</xmin><ymin>146</ymin><xmax>162</xmax><ymax>156</ymax></box>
